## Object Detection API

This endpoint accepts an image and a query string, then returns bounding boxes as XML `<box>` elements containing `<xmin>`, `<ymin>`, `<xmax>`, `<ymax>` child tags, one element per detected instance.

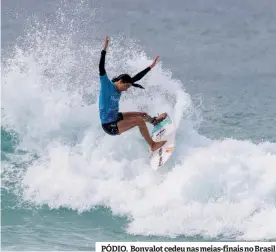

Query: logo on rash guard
<box><xmin>111</xmin><ymin>96</ymin><xmax>120</xmax><ymax>102</ymax></box>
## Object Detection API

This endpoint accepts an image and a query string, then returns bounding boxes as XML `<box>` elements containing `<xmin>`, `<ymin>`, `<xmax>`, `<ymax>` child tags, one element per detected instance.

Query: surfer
<box><xmin>98</xmin><ymin>36</ymin><xmax>167</xmax><ymax>152</ymax></box>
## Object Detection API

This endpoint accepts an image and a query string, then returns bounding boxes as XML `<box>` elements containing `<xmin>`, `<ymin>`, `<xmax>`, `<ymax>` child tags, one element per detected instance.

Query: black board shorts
<box><xmin>102</xmin><ymin>113</ymin><xmax>124</xmax><ymax>136</ymax></box>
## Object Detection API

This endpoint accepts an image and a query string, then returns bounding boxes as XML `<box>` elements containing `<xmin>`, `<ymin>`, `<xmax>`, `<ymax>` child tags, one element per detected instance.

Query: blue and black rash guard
<box><xmin>98</xmin><ymin>49</ymin><xmax>151</xmax><ymax>124</ymax></box>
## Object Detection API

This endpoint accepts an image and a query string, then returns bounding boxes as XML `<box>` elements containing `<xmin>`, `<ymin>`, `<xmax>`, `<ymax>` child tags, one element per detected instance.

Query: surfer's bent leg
<box><xmin>117</xmin><ymin>116</ymin><xmax>167</xmax><ymax>152</ymax></box>
<box><xmin>121</xmin><ymin>112</ymin><xmax>144</xmax><ymax>119</ymax></box>
<box><xmin>121</xmin><ymin>112</ymin><xmax>158</xmax><ymax>125</ymax></box>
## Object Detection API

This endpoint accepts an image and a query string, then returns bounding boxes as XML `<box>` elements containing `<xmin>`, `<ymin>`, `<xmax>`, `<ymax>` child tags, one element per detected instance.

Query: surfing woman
<box><xmin>98</xmin><ymin>36</ymin><xmax>167</xmax><ymax>152</ymax></box>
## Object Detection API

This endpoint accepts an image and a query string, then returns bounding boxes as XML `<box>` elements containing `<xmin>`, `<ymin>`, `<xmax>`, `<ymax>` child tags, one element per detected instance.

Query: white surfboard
<box><xmin>149</xmin><ymin>114</ymin><xmax>176</xmax><ymax>170</ymax></box>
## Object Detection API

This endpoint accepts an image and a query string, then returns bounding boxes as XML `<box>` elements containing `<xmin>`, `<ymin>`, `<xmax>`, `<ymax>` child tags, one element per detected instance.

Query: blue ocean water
<box><xmin>1</xmin><ymin>0</ymin><xmax>276</xmax><ymax>250</ymax></box>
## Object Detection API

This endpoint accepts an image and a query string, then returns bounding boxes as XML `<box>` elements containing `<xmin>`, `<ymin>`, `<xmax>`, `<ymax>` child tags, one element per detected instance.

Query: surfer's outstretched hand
<box><xmin>103</xmin><ymin>36</ymin><xmax>109</xmax><ymax>50</ymax></box>
<box><xmin>150</xmin><ymin>56</ymin><xmax>159</xmax><ymax>68</ymax></box>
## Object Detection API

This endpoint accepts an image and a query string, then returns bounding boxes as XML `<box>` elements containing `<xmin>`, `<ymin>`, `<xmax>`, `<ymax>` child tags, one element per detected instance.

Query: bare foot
<box><xmin>151</xmin><ymin>140</ymin><xmax>167</xmax><ymax>152</ymax></box>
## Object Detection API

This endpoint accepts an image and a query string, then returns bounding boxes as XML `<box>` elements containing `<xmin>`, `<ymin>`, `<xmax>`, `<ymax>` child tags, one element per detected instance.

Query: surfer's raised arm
<box><xmin>131</xmin><ymin>56</ymin><xmax>160</xmax><ymax>82</ymax></box>
<box><xmin>99</xmin><ymin>36</ymin><xmax>109</xmax><ymax>76</ymax></box>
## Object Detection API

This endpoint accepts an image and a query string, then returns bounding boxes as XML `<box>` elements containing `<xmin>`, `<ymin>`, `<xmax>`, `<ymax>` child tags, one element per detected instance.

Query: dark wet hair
<box><xmin>112</xmin><ymin>74</ymin><xmax>144</xmax><ymax>89</ymax></box>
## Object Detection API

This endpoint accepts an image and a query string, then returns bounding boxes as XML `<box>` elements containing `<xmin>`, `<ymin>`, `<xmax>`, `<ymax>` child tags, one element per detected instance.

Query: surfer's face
<box><xmin>116</xmin><ymin>80</ymin><xmax>131</xmax><ymax>91</ymax></box>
